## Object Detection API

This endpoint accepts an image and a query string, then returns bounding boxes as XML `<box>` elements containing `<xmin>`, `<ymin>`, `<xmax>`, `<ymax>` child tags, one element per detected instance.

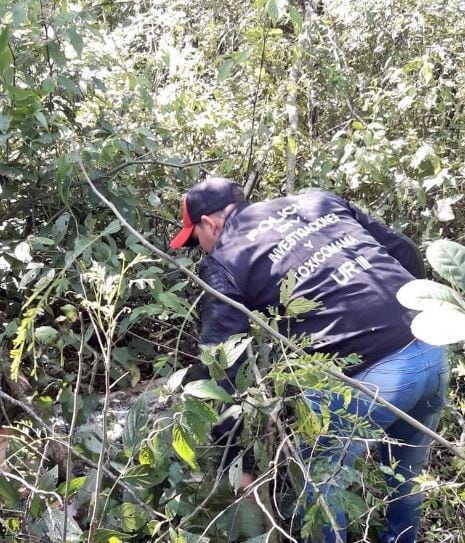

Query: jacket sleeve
<box><xmin>198</xmin><ymin>258</ymin><xmax>250</xmax><ymax>465</ymax></box>
<box><xmin>199</xmin><ymin>257</ymin><xmax>250</xmax><ymax>346</ymax></box>
<box><xmin>343</xmin><ymin>199</ymin><xmax>425</xmax><ymax>279</ymax></box>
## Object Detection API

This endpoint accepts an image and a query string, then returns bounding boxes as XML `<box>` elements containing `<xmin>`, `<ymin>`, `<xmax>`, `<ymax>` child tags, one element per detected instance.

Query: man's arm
<box><xmin>198</xmin><ymin>257</ymin><xmax>251</xmax><ymax>469</ymax></box>
<box><xmin>199</xmin><ymin>257</ymin><xmax>250</xmax><ymax>346</ymax></box>
<box><xmin>344</xmin><ymin>200</ymin><xmax>425</xmax><ymax>279</ymax></box>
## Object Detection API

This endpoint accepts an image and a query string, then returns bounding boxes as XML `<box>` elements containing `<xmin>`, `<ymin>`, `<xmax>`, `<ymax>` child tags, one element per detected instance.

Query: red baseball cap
<box><xmin>170</xmin><ymin>177</ymin><xmax>244</xmax><ymax>249</ymax></box>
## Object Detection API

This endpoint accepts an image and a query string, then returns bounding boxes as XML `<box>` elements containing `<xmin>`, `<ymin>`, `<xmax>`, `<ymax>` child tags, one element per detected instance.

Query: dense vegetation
<box><xmin>1</xmin><ymin>0</ymin><xmax>464</xmax><ymax>541</ymax></box>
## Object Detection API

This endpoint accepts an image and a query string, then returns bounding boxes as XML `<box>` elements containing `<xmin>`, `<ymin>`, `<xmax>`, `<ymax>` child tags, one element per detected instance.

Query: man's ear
<box><xmin>200</xmin><ymin>214</ymin><xmax>216</xmax><ymax>230</ymax></box>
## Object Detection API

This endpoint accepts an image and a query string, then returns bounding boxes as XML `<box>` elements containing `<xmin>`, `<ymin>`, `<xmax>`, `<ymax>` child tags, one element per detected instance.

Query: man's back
<box><xmin>201</xmin><ymin>190</ymin><xmax>420</xmax><ymax>372</ymax></box>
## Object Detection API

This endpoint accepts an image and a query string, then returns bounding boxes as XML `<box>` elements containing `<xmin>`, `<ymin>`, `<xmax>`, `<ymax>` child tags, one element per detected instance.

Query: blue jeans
<box><xmin>302</xmin><ymin>340</ymin><xmax>449</xmax><ymax>543</ymax></box>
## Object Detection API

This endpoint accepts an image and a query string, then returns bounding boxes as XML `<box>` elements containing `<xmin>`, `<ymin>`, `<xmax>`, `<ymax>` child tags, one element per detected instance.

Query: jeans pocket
<box><xmin>427</xmin><ymin>366</ymin><xmax>450</xmax><ymax>411</ymax></box>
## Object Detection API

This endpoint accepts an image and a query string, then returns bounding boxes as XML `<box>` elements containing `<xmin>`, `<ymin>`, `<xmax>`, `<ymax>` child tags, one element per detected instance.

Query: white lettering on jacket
<box><xmin>294</xmin><ymin>235</ymin><xmax>359</xmax><ymax>281</ymax></box>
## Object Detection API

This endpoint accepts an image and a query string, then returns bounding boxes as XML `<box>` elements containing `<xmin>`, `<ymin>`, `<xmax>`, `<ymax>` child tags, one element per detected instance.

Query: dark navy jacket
<box><xmin>199</xmin><ymin>190</ymin><xmax>422</xmax><ymax>376</ymax></box>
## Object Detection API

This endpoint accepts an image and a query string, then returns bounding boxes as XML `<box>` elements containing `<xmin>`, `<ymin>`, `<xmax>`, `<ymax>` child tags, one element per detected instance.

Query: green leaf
<box><xmin>52</xmin><ymin>212</ymin><xmax>70</xmax><ymax>244</ymax></box>
<box><xmin>279</xmin><ymin>270</ymin><xmax>296</xmax><ymax>306</ymax></box>
<box><xmin>183</xmin><ymin>410</ymin><xmax>209</xmax><ymax>444</ymax></box>
<box><xmin>31</xmin><ymin>236</ymin><xmax>55</xmax><ymax>246</ymax></box>
<box><xmin>0</xmin><ymin>26</ymin><xmax>10</xmax><ymax>55</ymax></box>
<box><xmin>0</xmin><ymin>475</ymin><xmax>20</xmax><ymax>507</ymax></box>
<box><xmin>57</xmin><ymin>476</ymin><xmax>87</xmax><ymax>497</ymax></box>
<box><xmin>67</xmin><ymin>27</ymin><xmax>84</xmax><ymax>56</ymax></box>
<box><xmin>286</xmin><ymin>297</ymin><xmax>319</xmax><ymax>318</ymax></box>
<box><xmin>426</xmin><ymin>240</ymin><xmax>465</xmax><ymax>291</ymax></box>
<box><xmin>183</xmin><ymin>397</ymin><xmax>217</xmax><ymax>444</ymax></box>
<box><xmin>166</xmin><ymin>367</ymin><xmax>190</xmax><ymax>393</ymax></box>
<box><xmin>119</xmin><ymin>503</ymin><xmax>148</xmax><ymax>532</ymax></box>
<box><xmin>123</xmin><ymin>396</ymin><xmax>148</xmax><ymax>455</ymax></box>
<box><xmin>177</xmin><ymin>530</ymin><xmax>211</xmax><ymax>543</ymax></box>
<box><xmin>420</xmin><ymin>60</ymin><xmax>433</xmax><ymax>84</ymax></box>
<box><xmin>129</xmin><ymin>304</ymin><xmax>163</xmax><ymax>323</ymax></box>
<box><xmin>235</xmin><ymin>359</ymin><xmax>255</xmax><ymax>393</ymax></box>
<box><xmin>45</xmin><ymin>509</ymin><xmax>82</xmax><ymax>542</ymax></box>
<box><xmin>218</xmin><ymin>58</ymin><xmax>235</xmax><ymax>81</ymax></box>
<box><xmin>397</xmin><ymin>279</ymin><xmax>465</xmax><ymax>312</ymax></box>
<box><xmin>148</xmin><ymin>191</ymin><xmax>161</xmax><ymax>207</ymax></box>
<box><xmin>158</xmin><ymin>291</ymin><xmax>182</xmax><ymax>312</ymax></box>
<box><xmin>0</xmin><ymin>113</ymin><xmax>11</xmax><ymax>132</ymax></box>
<box><xmin>34</xmin><ymin>326</ymin><xmax>59</xmax><ymax>345</ymax></box>
<box><xmin>183</xmin><ymin>380</ymin><xmax>233</xmax><ymax>402</ymax></box>
<box><xmin>184</xmin><ymin>397</ymin><xmax>218</xmax><ymax>423</ymax></box>
<box><xmin>267</xmin><ymin>0</ymin><xmax>278</xmax><ymax>20</ymax></box>
<box><xmin>34</xmin><ymin>110</ymin><xmax>48</xmax><ymax>128</ymax></box>
<box><xmin>102</xmin><ymin>219</ymin><xmax>121</xmax><ymax>236</ymax></box>
<box><xmin>172</xmin><ymin>423</ymin><xmax>199</xmax><ymax>470</ymax></box>
<box><xmin>289</xmin><ymin>5</ymin><xmax>303</xmax><ymax>33</ymax></box>
<box><xmin>411</xmin><ymin>307</ymin><xmax>465</xmax><ymax>345</ymax></box>
<box><xmin>41</xmin><ymin>77</ymin><xmax>56</xmax><ymax>94</ymax></box>
<box><xmin>0</xmin><ymin>47</ymin><xmax>12</xmax><ymax>71</ymax></box>
<box><xmin>352</xmin><ymin>120</ymin><xmax>364</xmax><ymax>130</ymax></box>
<box><xmin>123</xmin><ymin>464</ymin><xmax>168</xmax><ymax>487</ymax></box>
<box><xmin>58</xmin><ymin>75</ymin><xmax>80</xmax><ymax>96</ymax></box>
<box><xmin>12</xmin><ymin>1</ymin><xmax>28</xmax><ymax>26</ymax></box>
<box><xmin>221</xmin><ymin>335</ymin><xmax>253</xmax><ymax>368</ymax></box>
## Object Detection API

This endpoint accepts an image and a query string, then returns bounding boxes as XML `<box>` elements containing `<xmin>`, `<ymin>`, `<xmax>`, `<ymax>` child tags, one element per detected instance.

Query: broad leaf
<box><xmin>411</xmin><ymin>307</ymin><xmax>465</xmax><ymax>345</ymax></box>
<box><xmin>0</xmin><ymin>475</ymin><xmax>20</xmax><ymax>508</ymax></box>
<box><xmin>183</xmin><ymin>397</ymin><xmax>218</xmax><ymax>443</ymax></box>
<box><xmin>166</xmin><ymin>367</ymin><xmax>190</xmax><ymax>393</ymax></box>
<box><xmin>119</xmin><ymin>503</ymin><xmax>148</xmax><ymax>532</ymax></box>
<box><xmin>34</xmin><ymin>326</ymin><xmax>59</xmax><ymax>345</ymax></box>
<box><xmin>129</xmin><ymin>303</ymin><xmax>163</xmax><ymax>322</ymax></box>
<box><xmin>102</xmin><ymin>219</ymin><xmax>121</xmax><ymax>236</ymax></box>
<box><xmin>14</xmin><ymin>241</ymin><xmax>32</xmax><ymax>262</ymax></box>
<box><xmin>123</xmin><ymin>396</ymin><xmax>148</xmax><ymax>455</ymax></box>
<box><xmin>122</xmin><ymin>464</ymin><xmax>168</xmax><ymax>487</ymax></box>
<box><xmin>426</xmin><ymin>240</ymin><xmax>465</xmax><ymax>291</ymax></box>
<box><xmin>184</xmin><ymin>397</ymin><xmax>218</xmax><ymax>423</ymax></box>
<box><xmin>52</xmin><ymin>212</ymin><xmax>70</xmax><ymax>244</ymax></box>
<box><xmin>57</xmin><ymin>476</ymin><xmax>87</xmax><ymax>497</ymax></box>
<box><xmin>172</xmin><ymin>423</ymin><xmax>198</xmax><ymax>470</ymax></box>
<box><xmin>221</xmin><ymin>335</ymin><xmax>253</xmax><ymax>368</ymax></box>
<box><xmin>183</xmin><ymin>380</ymin><xmax>233</xmax><ymax>402</ymax></box>
<box><xmin>397</xmin><ymin>279</ymin><xmax>465</xmax><ymax>312</ymax></box>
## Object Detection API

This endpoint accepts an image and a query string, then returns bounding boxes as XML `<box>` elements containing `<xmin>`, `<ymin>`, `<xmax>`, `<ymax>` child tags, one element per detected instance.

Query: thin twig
<box><xmin>99</xmin><ymin>157</ymin><xmax>222</xmax><ymax>181</ymax></box>
<box><xmin>86</xmin><ymin>300</ymin><xmax>116</xmax><ymax>541</ymax></box>
<box><xmin>63</xmin><ymin>312</ymin><xmax>85</xmax><ymax>543</ymax></box>
<box><xmin>173</xmin><ymin>292</ymin><xmax>203</xmax><ymax>370</ymax></box>
<box><xmin>246</xmin><ymin>22</ymin><xmax>269</xmax><ymax>178</ymax></box>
